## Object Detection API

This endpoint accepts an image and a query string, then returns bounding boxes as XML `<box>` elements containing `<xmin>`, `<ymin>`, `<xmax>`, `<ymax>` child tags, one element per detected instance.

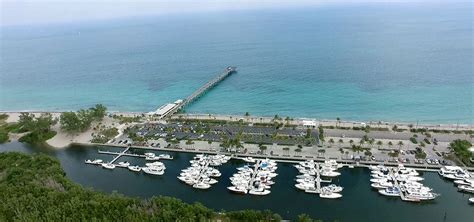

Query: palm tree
<box><xmin>398</xmin><ymin>141</ymin><xmax>404</xmax><ymax>152</ymax></box>
<box><xmin>376</xmin><ymin>140</ymin><xmax>383</xmax><ymax>149</ymax></box>
<box><xmin>349</xmin><ymin>139</ymin><xmax>354</xmax><ymax>146</ymax></box>
<box><xmin>328</xmin><ymin>138</ymin><xmax>335</xmax><ymax>147</ymax></box>
<box><xmin>368</xmin><ymin>139</ymin><xmax>374</xmax><ymax>148</ymax></box>
<box><xmin>359</xmin><ymin>139</ymin><xmax>365</xmax><ymax>148</ymax></box>
<box><xmin>285</xmin><ymin>116</ymin><xmax>290</xmax><ymax>125</ymax></box>
<box><xmin>295</xmin><ymin>148</ymin><xmax>302</xmax><ymax>156</ymax></box>
<box><xmin>259</xmin><ymin>144</ymin><xmax>267</xmax><ymax>155</ymax></box>
<box><xmin>388</xmin><ymin>141</ymin><xmax>393</xmax><ymax>148</ymax></box>
<box><xmin>208</xmin><ymin>140</ymin><xmax>212</xmax><ymax>149</ymax></box>
<box><xmin>283</xmin><ymin>147</ymin><xmax>290</xmax><ymax>155</ymax></box>
<box><xmin>338</xmin><ymin>139</ymin><xmax>344</xmax><ymax>148</ymax></box>
<box><xmin>336</xmin><ymin>117</ymin><xmax>340</xmax><ymax>128</ymax></box>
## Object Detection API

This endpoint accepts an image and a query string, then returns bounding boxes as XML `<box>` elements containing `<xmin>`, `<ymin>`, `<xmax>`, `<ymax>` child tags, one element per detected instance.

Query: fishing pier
<box><xmin>151</xmin><ymin>66</ymin><xmax>237</xmax><ymax>119</ymax></box>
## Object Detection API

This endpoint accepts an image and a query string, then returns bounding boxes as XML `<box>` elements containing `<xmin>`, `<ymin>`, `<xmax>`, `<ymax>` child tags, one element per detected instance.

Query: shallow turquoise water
<box><xmin>1</xmin><ymin>3</ymin><xmax>472</xmax><ymax>124</ymax></box>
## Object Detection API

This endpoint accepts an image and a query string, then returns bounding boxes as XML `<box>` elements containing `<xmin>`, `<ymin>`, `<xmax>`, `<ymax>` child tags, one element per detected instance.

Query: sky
<box><xmin>0</xmin><ymin>0</ymin><xmax>458</xmax><ymax>27</ymax></box>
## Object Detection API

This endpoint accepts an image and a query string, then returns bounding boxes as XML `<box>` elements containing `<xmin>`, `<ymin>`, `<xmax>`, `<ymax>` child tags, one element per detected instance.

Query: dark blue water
<box><xmin>1</xmin><ymin>3</ymin><xmax>472</xmax><ymax>124</ymax></box>
<box><xmin>1</xmin><ymin>142</ymin><xmax>473</xmax><ymax>221</ymax></box>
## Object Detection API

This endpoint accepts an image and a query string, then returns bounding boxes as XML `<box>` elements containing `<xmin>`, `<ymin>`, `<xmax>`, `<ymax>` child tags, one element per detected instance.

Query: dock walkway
<box><xmin>162</xmin><ymin>66</ymin><xmax>236</xmax><ymax>118</ymax></box>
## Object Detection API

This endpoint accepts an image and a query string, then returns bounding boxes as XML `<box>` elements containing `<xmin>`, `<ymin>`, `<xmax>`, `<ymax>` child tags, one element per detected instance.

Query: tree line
<box><xmin>60</xmin><ymin>104</ymin><xmax>107</xmax><ymax>133</ymax></box>
<box><xmin>0</xmin><ymin>152</ymin><xmax>321</xmax><ymax>221</ymax></box>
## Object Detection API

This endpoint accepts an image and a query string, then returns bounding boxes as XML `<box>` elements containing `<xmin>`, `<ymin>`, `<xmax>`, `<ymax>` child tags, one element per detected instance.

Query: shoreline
<box><xmin>1</xmin><ymin>111</ymin><xmax>472</xmax><ymax>130</ymax></box>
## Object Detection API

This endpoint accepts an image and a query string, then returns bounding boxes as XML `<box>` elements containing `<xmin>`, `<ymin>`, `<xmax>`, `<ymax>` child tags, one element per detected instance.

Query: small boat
<box><xmin>158</xmin><ymin>154</ymin><xmax>173</xmax><ymax>160</ymax></box>
<box><xmin>227</xmin><ymin>186</ymin><xmax>248</xmax><ymax>194</ymax></box>
<box><xmin>102</xmin><ymin>163</ymin><xmax>115</xmax><ymax>170</ymax></box>
<box><xmin>118</xmin><ymin>161</ymin><xmax>130</xmax><ymax>167</ymax></box>
<box><xmin>242</xmin><ymin>157</ymin><xmax>256</xmax><ymax>163</ymax></box>
<box><xmin>458</xmin><ymin>185</ymin><xmax>474</xmax><ymax>193</ymax></box>
<box><xmin>85</xmin><ymin>159</ymin><xmax>93</xmax><ymax>164</ymax></box>
<box><xmin>143</xmin><ymin>167</ymin><xmax>164</xmax><ymax>175</ymax></box>
<box><xmin>323</xmin><ymin>184</ymin><xmax>343</xmax><ymax>193</ymax></box>
<box><xmin>145</xmin><ymin>161</ymin><xmax>165</xmax><ymax>168</ymax></box>
<box><xmin>91</xmin><ymin>159</ymin><xmax>103</xmax><ymax>164</ymax></box>
<box><xmin>469</xmin><ymin>197</ymin><xmax>474</xmax><ymax>204</ymax></box>
<box><xmin>193</xmin><ymin>182</ymin><xmax>211</xmax><ymax>189</ymax></box>
<box><xmin>378</xmin><ymin>187</ymin><xmax>401</xmax><ymax>197</ymax></box>
<box><xmin>128</xmin><ymin>165</ymin><xmax>141</xmax><ymax>172</ymax></box>
<box><xmin>145</xmin><ymin>156</ymin><xmax>160</xmax><ymax>161</ymax></box>
<box><xmin>319</xmin><ymin>190</ymin><xmax>342</xmax><ymax>199</ymax></box>
<box><xmin>248</xmin><ymin>189</ymin><xmax>271</xmax><ymax>196</ymax></box>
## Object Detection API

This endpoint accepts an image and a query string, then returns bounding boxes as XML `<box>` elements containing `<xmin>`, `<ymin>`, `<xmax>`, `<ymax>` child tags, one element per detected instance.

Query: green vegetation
<box><xmin>91</xmin><ymin>127</ymin><xmax>119</xmax><ymax>144</ymax></box>
<box><xmin>113</xmin><ymin>115</ymin><xmax>142</xmax><ymax>124</ymax></box>
<box><xmin>414</xmin><ymin>147</ymin><xmax>427</xmax><ymax>159</ymax></box>
<box><xmin>318</xmin><ymin>125</ymin><xmax>324</xmax><ymax>141</ymax></box>
<box><xmin>409</xmin><ymin>137</ymin><xmax>418</xmax><ymax>144</ymax></box>
<box><xmin>0</xmin><ymin>152</ymin><xmax>297</xmax><ymax>221</ymax></box>
<box><xmin>450</xmin><ymin>140</ymin><xmax>473</xmax><ymax>166</ymax></box>
<box><xmin>60</xmin><ymin>104</ymin><xmax>107</xmax><ymax>133</ymax></box>
<box><xmin>15</xmin><ymin>113</ymin><xmax>57</xmax><ymax>144</ymax></box>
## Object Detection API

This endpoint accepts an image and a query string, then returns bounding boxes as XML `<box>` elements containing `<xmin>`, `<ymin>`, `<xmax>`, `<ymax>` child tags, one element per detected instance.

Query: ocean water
<box><xmin>1</xmin><ymin>3</ymin><xmax>472</xmax><ymax>124</ymax></box>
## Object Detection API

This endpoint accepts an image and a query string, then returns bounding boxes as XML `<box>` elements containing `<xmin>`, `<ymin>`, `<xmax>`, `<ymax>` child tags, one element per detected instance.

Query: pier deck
<box><xmin>161</xmin><ymin>66</ymin><xmax>236</xmax><ymax>119</ymax></box>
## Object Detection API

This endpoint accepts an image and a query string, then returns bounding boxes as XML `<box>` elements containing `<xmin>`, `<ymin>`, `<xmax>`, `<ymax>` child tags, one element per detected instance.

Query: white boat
<box><xmin>101</xmin><ymin>163</ymin><xmax>115</xmax><ymax>169</ymax></box>
<box><xmin>158</xmin><ymin>154</ymin><xmax>173</xmax><ymax>159</ymax></box>
<box><xmin>378</xmin><ymin>187</ymin><xmax>401</xmax><ymax>197</ymax></box>
<box><xmin>145</xmin><ymin>161</ymin><xmax>165</xmax><ymax>169</ymax></box>
<box><xmin>227</xmin><ymin>186</ymin><xmax>248</xmax><ymax>194</ymax></box>
<box><xmin>118</xmin><ymin>161</ymin><xmax>130</xmax><ymax>167</ymax></box>
<box><xmin>371</xmin><ymin>183</ymin><xmax>388</xmax><ymax>189</ymax></box>
<box><xmin>454</xmin><ymin>179</ymin><xmax>474</xmax><ymax>186</ymax></box>
<box><xmin>319</xmin><ymin>190</ymin><xmax>342</xmax><ymax>199</ymax></box>
<box><xmin>145</xmin><ymin>156</ymin><xmax>160</xmax><ymax>161</ymax></box>
<box><xmin>295</xmin><ymin>182</ymin><xmax>315</xmax><ymax>191</ymax></box>
<box><xmin>242</xmin><ymin>157</ymin><xmax>256</xmax><ymax>163</ymax></box>
<box><xmin>85</xmin><ymin>159</ymin><xmax>93</xmax><ymax>164</ymax></box>
<box><xmin>249</xmin><ymin>188</ymin><xmax>271</xmax><ymax>196</ymax></box>
<box><xmin>143</xmin><ymin>167</ymin><xmax>164</xmax><ymax>175</ymax></box>
<box><xmin>128</xmin><ymin>165</ymin><xmax>141</xmax><ymax>172</ymax></box>
<box><xmin>458</xmin><ymin>185</ymin><xmax>474</xmax><ymax>193</ymax></box>
<box><xmin>405</xmin><ymin>191</ymin><xmax>438</xmax><ymax>201</ymax></box>
<box><xmin>320</xmin><ymin>170</ymin><xmax>341</xmax><ymax>177</ymax></box>
<box><xmin>469</xmin><ymin>197</ymin><xmax>474</xmax><ymax>204</ymax></box>
<box><xmin>90</xmin><ymin>159</ymin><xmax>103</xmax><ymax>164</ymax></box>
<box><xmin>193</xmin><ymin>182</ymin><xmax>211</xmax><ymax>189</ymax></box>
<box><xmin>323</xmin><ymin>184</ymin><xmax>343</xmax><ymax>193</ymax></box>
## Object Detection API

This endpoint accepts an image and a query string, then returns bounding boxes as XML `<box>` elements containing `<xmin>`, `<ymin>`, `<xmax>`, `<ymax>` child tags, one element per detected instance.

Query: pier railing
<box><xmin>162</xmin><ymin>66</ymin><xmax>236</xmax><ymax>119</ymax></box>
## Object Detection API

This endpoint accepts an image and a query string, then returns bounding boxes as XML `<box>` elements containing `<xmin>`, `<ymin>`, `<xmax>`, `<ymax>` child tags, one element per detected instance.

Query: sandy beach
<box><xmin>1</xmin><ymin>111</ymin><xmax>472</xmax><ymax>149</ymax></box>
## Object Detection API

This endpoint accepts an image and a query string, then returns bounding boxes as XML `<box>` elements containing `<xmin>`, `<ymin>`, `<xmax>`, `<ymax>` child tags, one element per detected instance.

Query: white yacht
<box><xmin>249</xmin><ymin>188</ymin><xmax>271</xmax><ymax>196</ymax></box>
<box><xmin>378</xmin><ymin>187</ymin><xmax>401</xmax><ymax>197</ymax></box>
<box><xmin>143</xmin><ymin>167</ymin><xmax>164</xmax><ymax>175</ymax></box>
<box><xmin>101</xmin><ymin>163</ymin><xmax>115</xmax><ymax>169</ymax></box>
<box><xmin>242</xmin><ymin>157</ymin><xmax>256</xmax><ymax>163</ymax></box>
<box><xmin>469</xmin><ymin>197</ymin><xmax>474</xmax><ymax>204</ymax></box>
<box><xmin>117</xmin><ymin>161</ymin><xmax>130</xmax><ymax>167</ymax></box>
<box><xmin>227</xmin><ymin>186</ymin><xmax>248</xmax><ymax>194</ymax></box>
<box><xmin>193</xmin><ymin>181</ymin><xmax>211</xmax><ymax>189</ymax></box>
<box><xmin>89</xmin><ymin>159</ymin><xmax>103</xmax><ymax>164</ymax></box>
<box><xmin>319</xmin><ymin>190</ymin><xmax>342</xmax><ymax>199</ymax></box>
<box><xmin>128</xmin><ymin>165</ymin><xmax>141</xmax><ymax>172</ymax></box>
<box><xmin>458</xmin><ymin>185</ymin><xmax>474</xmax><ymax>193</ymax></box>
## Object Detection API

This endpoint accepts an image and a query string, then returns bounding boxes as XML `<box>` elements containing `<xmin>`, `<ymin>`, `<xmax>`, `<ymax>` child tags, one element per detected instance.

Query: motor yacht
<box><xmin>319</xmin><ymin>190</ymin><xmax>342</xmax><ymax>199</ymax></box>
<box><xmin>378</xmin><ymin>187</ymin><xmax>401</xmax><ymax>197</ymax></box>
<box><xmin>101</xmin><ymin>163</ymin><xmax>115</xmax><ymax>169</ymax></box>
<box><xmin>117</xmin><ymin>161</ymin><xmax>130</xmax><ymax>167</ymax></box>
<box><xmin>128</xmin><ymin>165</ymin><xmax>141</xmax><ymax>172</ymax></box>
<box><xmin>143</xmin><ymin>167</ymin><xmax>164</xmax><ymax>175</ymax></box>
